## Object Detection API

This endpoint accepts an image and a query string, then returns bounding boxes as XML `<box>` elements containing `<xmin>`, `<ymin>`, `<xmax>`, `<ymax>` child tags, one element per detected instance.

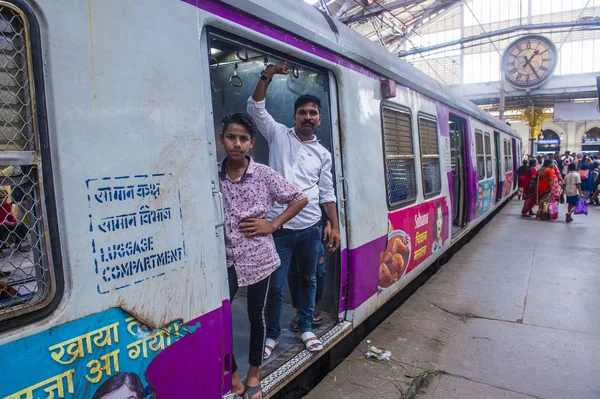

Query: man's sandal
<box><xmin>244</xmin><ymin>383</ymin><xmax>262</xmax><ymax>399</ymax></box>
<box><xmin>289</xmin><ymin>317</ymin><xmax>299</xmax><ymax>332</ymax></box>
<box><xmin>312</xmin><ymin>311</ymin><xmax>323</xmax><ymax>325</ymax></box>
<box><xmin>300</xmin><ymin>331</ymin><xmax>323</xmax><ymax>352</ymax></box>
<box><xmin>263</xmin><ymin>338</ymin><xmax>278</xmax><ymax>360</ymax></box>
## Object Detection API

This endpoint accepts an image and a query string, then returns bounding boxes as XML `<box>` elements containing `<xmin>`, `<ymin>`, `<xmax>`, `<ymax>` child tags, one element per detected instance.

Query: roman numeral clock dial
<box><xmin>502</xmin><ymin>35</ymin><xmax>557</xmax><ymax>88</ymax></box>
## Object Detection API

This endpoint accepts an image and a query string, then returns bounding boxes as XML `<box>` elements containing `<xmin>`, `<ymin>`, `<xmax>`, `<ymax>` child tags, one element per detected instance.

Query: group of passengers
<box><xmin>218</xmin><ymin>63</ymin><xmax>340</xmax><ymax>399</ymax></box>
<box><xmin>517</xmin><ymin>150</ymin><xmax>600</xmax><ymax>223</ymax></box>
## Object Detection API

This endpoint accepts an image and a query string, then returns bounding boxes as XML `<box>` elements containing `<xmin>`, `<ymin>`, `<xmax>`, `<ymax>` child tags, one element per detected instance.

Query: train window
<box><xmin>382</xmin><ymin>105</ymin><xmax>417</xmax><ymax>208</ymax></box>
<box><xmin>475</xmin><ymin>130</ymin><xmax>485</xmax><ymax>180</ymax></box>
<box><xmin>504</xmin><ymin>140</ymin><xmax>512</xmax><ymax>173</ymax></box>
<box><xmin>0</xmin><ymin>4</ymin><xmax>54</xmax><ymax>321</ymax></box>
<box><xmin>418</xmin><ymin>116</ymin><xmax>441</xmax><ymax>198</ymax></box>
<box><xmin>484</xmin><ymin>133</ymin><xmax>492</xmax><ymax>179</ymax></box>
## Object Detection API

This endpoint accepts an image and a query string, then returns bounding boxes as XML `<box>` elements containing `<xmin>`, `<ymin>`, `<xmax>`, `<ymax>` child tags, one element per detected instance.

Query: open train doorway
<box><xmin>494</xmin><ymin>131</ymin><xmax>502</xmax><ymax>203</ymax></box>
<box><xmin>205</xmin><ymin>29</ymin><xmax>344</xmax><ymax>385</ymax></box>
<box><xmin>449</xmin><ymin>115</ymin><xmax>467</xmax><ymax>237</ymax></box>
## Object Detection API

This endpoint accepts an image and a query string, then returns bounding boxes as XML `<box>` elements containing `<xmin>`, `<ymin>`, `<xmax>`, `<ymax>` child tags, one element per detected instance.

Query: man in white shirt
<box><xmin>248</xmin><ymin>63</ymin><xmax>340</xmax><ymax>354</ymax></box>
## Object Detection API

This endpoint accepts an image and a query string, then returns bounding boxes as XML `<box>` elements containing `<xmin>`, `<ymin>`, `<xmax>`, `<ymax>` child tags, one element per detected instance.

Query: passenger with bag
<box><xmin>535</xmin><ymin>160</ymin><xmax>556</xmax><ymax>220</ymax></box>
<box><xmin>564</xmin><ymin>162</ymin><xmax>584</xmax><ymax>223</ymax></box>
<box><xmin>579</xmin><ymin>162</ymin><xmax>594</xmax><ymax>201</ymax></box>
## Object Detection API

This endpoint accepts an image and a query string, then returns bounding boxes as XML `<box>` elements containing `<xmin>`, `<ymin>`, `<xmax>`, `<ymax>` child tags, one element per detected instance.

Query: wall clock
<box><xmin>501</xmin><ymin>35</ymin><xmax>557</xmax><ymax>88</ymax></box>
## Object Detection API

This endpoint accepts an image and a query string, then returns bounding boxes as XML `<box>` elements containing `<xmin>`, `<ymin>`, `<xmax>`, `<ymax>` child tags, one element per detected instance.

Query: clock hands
<box><xmin>522</xmin><ymin>50</ymin><xmax>541</xmax><ymax>80</ymax></box>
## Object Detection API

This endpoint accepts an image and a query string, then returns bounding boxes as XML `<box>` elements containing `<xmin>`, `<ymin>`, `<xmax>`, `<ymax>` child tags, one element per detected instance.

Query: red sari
<box><xmin>521</xmin><ymin>167</ymin><xmax>538</xmax><ymax>215</ymax></box>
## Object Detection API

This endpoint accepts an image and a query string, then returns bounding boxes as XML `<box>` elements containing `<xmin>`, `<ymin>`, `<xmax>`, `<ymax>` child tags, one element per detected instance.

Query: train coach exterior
<box><xmin>0</xmin><ymin>0</ymin><xmax>520</xmax><ymax>398</ymax></box>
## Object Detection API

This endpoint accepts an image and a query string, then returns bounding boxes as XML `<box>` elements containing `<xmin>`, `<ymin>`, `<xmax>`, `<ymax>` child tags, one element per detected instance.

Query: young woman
<box><xmin>521</xmin><ymin>159</ymin><xmax>538</xmax><ymax>216</ymax></box>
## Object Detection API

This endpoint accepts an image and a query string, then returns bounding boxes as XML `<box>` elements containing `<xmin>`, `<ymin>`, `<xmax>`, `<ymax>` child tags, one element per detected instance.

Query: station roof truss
<box><xmin>313</xmin><ymin>0</ymin><xmax>467</xmax><ymax>51</ymax></box>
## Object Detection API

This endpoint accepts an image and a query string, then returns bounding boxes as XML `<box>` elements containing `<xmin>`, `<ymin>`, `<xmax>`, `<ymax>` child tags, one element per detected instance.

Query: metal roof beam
<box><xmin>398</xmin><ymin>18</ymin><xmax>600</xmax><ymax>57</ymax></box>
<box><xmin>386</xmin><ymin>0</ymin><xmax>463</xmax><ymax>50</ymax></box>
<box><xmin>340</xmin><ymin>0</ymin><xmax>425</xmax><ymax>23</ymax></box>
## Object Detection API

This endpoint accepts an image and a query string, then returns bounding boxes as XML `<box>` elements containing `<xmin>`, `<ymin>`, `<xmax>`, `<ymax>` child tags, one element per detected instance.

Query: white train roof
<box><xmin>220</xmin><ymin>0</ymin><xmax>520</xmax><ymax>138</ymax></box>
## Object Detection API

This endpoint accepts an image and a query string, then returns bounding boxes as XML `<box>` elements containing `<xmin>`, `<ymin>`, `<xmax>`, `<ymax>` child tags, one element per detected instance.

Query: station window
<box><xmin>418</xmin><ymin>115</ymin><xmax>441</xmax><ymax>198</ymax></box>
<box><xmin>484</xmin><ymin>132</ymin><xmax>492</xmax><ymax>179</ymax></box>
<box><xmin>382</xmin><ymin>105</ymin><xmax>417</xmax><ymax>208</ymax></box>
<box><xmin>475</xmin><ymin>130</ymin><xmax>485</xmax><ymax>180</ymax></box>
<box><xmin>0</xmin><ymin>4</ymin><xmax>55</xmax><ymax>322</ymax></box>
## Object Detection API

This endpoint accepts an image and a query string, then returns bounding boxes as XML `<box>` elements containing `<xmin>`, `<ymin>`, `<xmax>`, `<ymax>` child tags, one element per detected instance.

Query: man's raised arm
<box><xmin>247</xmin><ymin>63</ymin><xmax>290</xmax><ymax>144</ymax></box>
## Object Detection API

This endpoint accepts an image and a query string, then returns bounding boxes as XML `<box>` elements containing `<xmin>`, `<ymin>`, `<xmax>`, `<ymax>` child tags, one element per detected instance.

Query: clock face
<box><xmin>502</xmin><ymin>35</ymin><xmax>557</xmax><ymax>88</ymax></box>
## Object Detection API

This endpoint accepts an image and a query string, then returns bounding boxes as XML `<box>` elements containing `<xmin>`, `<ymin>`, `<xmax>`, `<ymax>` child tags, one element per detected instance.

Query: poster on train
<box><xmin>379</xmin><ymin>198</ymin><xmax>449</xmax><ymax>289</ymax></box>
<box><xmin>503</xmin><ymin>172</ymin><xmax>514</xmax><ymax>197</ymax></box>
<box><xmin>0</xmin><ymin>307</ymin><xmax>195</xmax><ymax>399</ymax></box>
<box><xmin>476</xmin><ymin>179</ymin><xmax>494</xmax><ymax>217</ymax></box>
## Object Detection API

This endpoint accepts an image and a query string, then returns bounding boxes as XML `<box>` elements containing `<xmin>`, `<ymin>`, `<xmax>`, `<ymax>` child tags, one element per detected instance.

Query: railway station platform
<box><xmin>306</xmin><ymin>200</ymin><xmax>600</xmax><ymax>399</ymax></box>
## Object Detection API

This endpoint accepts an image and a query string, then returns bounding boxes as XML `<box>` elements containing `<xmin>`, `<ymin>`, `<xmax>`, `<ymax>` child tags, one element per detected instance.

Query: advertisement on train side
<box><xmin>476</xmin><ymin>179</ymin><xmax>494</xmax><ymax>217</ymax></box>
<box><xmin>504</xmin><ymin>172</ymin><xmax>514</xmax><ymax>198</ymax></box>
<box><xmin>0</xmin><ymin>307</ymin><xmax>193</xmax><ymax>399</ymax></box>
<box><xmin>379</xmin><ymin>198</ymin><xmax>449</xmax><ymax>289</ymax></box>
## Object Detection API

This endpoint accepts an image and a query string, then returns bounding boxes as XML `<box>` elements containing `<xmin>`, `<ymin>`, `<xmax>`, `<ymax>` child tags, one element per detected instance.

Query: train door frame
<box><xmin>494</xmin><ymin>131</ymin><xmax>502</xmax><ymax>203</ymax></box>
<box><xmin>203</xmin><ymin>27</ymin><xmax>347</xmax><ymax>381</ymax></box>
<box><xmin>512</xmin><ymin>138</ymin><xmax>518</xmax><ymax>189</ymax></box>
<box><xmin>448</xmin><ymin>114</ymin><xmax>467</xmax><ymax>237</ymax></box>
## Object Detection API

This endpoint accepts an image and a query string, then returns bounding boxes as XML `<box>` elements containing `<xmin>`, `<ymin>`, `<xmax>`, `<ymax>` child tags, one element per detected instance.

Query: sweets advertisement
<box><xmin>379</xmin><ymin>198</ymin><xmax>449</xmax><ymax>289</ymax></box>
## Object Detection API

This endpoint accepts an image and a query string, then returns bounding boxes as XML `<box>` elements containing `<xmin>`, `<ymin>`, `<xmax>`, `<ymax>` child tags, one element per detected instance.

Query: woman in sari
<box><xmin>535</xmin><ymin>159</ymin><xmax>555</xmax><ymax>220</ymax></box>
<box><xmin>521</xmin><ymin>159</ymin><xmax>538</xmax><ymax>216</ymax></box>
<box><xmin>549</xmin><ymin>161</ymin><xmax>562</xmax><ymax>220</ymax></box>
<box><xmin>579</xmin><ymin>162</ymin><xmax>595</xmax><ymax>201</ymax></box>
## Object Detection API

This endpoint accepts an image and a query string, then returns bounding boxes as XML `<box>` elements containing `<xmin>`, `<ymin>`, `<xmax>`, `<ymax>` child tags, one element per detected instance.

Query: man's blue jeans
<box><xmin>266</xmin><ymin>225</ymin><xmax>320</xmax><ymax>339</ymax></box>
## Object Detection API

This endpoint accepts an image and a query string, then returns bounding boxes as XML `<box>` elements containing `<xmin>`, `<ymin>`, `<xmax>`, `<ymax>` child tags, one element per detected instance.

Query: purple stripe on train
<box><xmin>146</xmin><ymin>300</ymin><xmax>232</xmax><ymax>398</ymax></box>
<box><xmin>182</xmin><ymin>0</ymin><xmax>379</xmax><ymax>80</ymax></box>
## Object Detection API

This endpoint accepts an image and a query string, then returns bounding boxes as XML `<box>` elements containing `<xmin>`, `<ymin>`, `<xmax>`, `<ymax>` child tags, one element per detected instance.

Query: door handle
<box><xmin>340</xmin><ymin>177</ymin><xmax>349</xmax><ymax>204</ymax></box>
<box><xmin>213</xmin><ymin>190</ymin><xmax>225</xmax><ymax>228</ymax></box>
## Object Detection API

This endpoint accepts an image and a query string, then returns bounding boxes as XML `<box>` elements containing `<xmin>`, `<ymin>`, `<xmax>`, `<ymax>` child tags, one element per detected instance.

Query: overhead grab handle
<box><xmin>209</xmin><ymin>54</ymin><xmax>219</xmax><ymax>70</ymax></box>
<box><xmin>293</xmin><ymin>66</ymin><xmax>300</xmax><ymax>79</ymax></box>
<box><xmin>236</xmin><ymin>48</ymin><xmax>248</xmax><ymax>62</ymax></box>
<box><xmin>230</xmin><ymin>63</ymin><xmax>242</xmax><ymax>87</ymax></box>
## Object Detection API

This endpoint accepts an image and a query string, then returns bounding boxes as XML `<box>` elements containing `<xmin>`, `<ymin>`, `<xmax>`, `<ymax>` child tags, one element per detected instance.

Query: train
<box><xmin>0</xmin><ymin>0</ymin><xmax>521</xmax><ymax>398</ymax></box>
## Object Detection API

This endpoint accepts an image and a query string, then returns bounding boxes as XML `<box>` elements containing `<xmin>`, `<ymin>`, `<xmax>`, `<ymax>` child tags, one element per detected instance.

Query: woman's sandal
<box><xmin>263</xmin><ymin>338</ymin><xmax>278</xmax><ymax>360</ymax></box>
<box><xmin>244</xmin><ymin>383</ymin><xmax>262</xmax><ymax>399</ymax></box>
<box><xmin>300</xmin><ymin>331</ymin><xmax>323</xmax><ymax>352</ymax></box>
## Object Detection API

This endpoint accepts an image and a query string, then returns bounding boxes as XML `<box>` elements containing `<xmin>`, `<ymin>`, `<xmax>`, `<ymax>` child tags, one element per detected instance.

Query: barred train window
<box><xmin>0</xmin><ymin>4</ymin><xmax>53</xmax><ymax>320</ymax></box>
<box><xmin>382</xmin><ymin>106</ymin><xmax>417</xmax><ymax>208</ymax></box>
<box><xmin>484</xmin><ymin>132</ymin><xmax>492</xmax><ymax>179</ymax></box>
<box><xmin>504</xmin><ymin>140</ymin><xmax>510</xmax><ymax>173</ymax></box>
<box><xmin>418</xmin><ymin>116</ymin><xmax>441</xmax><ymax>198</ymax></box>
<box><xmin>507</xmin><ymin>140</ymin><xmax>513</xmax><ymax>173</ymax></box>
<box><xmin>475</xmin><ymin>130</ymin><xmax>485</xmax><ymax>180</ymax></box>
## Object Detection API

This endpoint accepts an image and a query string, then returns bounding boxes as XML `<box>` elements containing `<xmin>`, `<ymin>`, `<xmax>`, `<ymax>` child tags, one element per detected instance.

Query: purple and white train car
<box><xmin>0</xmin><ymin>0</ymin><xmax>520</xmax><ymax>398</ymax></box>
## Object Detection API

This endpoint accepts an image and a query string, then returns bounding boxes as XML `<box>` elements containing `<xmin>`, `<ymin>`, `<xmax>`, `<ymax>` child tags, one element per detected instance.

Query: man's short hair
<box><xmin>221</xmin><ymin>113</ymin><xmax>258</xmax><ymax>138</ymax></box>
<box><xmin>294</xmin><ymin>95</ymin><xmax>321</xmax><ymax>114</ymax></box>
<box><xmin>568</xmin><ymin>162</ymin><xmax>577</xmax><ymax>171</ymax></box>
